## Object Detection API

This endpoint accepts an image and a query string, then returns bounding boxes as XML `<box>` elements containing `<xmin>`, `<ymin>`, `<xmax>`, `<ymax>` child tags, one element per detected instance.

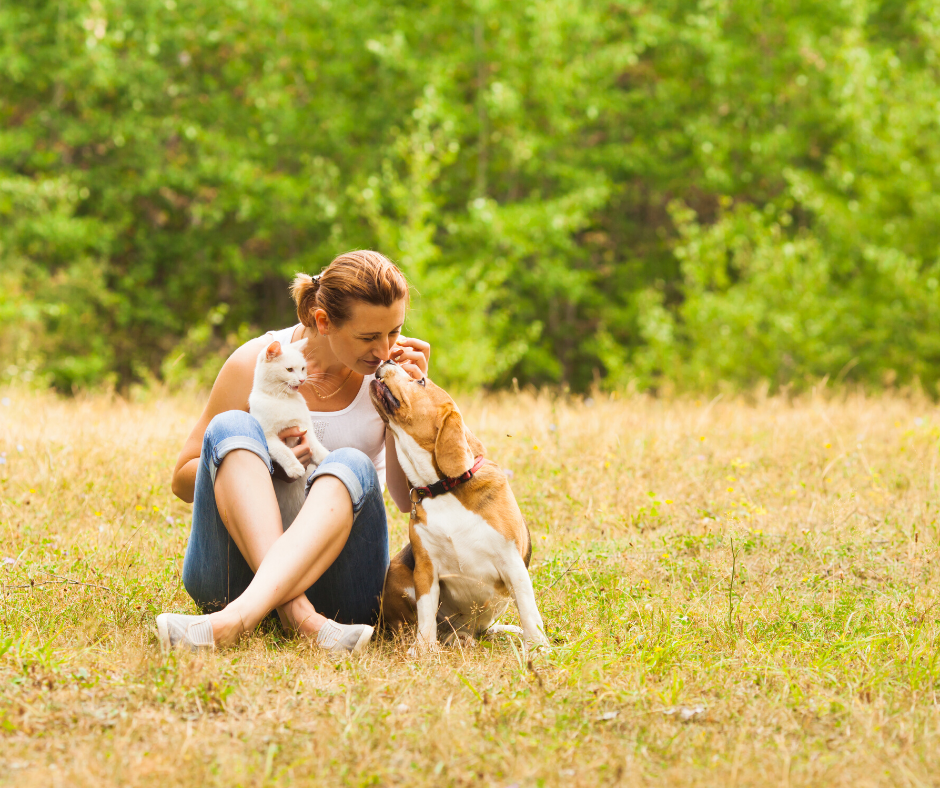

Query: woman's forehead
<box><xmin>346</xmin><ymin>299</ymin><xmax>406</xmax><ymax>332</ymax></box>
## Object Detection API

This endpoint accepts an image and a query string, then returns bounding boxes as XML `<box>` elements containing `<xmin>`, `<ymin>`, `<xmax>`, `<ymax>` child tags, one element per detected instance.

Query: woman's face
<box><xmin>316</xmin><ymin>299</ymin><xmax>407</xmax><ymax>375</ymax></box>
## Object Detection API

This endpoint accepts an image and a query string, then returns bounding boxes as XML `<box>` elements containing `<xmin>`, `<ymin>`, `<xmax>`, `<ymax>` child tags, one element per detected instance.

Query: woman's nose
<box><xmin>374</xmin><ymin>339</ymin><xmax>391</xmax><ymax>360</ymax></box>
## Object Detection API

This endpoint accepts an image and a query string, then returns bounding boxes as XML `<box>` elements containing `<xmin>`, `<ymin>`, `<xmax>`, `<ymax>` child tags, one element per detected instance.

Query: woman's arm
<box><xmin>385</xmin><ymin>334</ymin><xmax>431</xmax><ymax>512</ymax></box>
<box><xmin>171</xmin><ymin>338</ymin><xmax>267</xmax><ymax>503</ymax></box>
<box><xmin>385</xmin><ymin>432</ymin><xmax>412</xmax><ymax>512</ymax></box>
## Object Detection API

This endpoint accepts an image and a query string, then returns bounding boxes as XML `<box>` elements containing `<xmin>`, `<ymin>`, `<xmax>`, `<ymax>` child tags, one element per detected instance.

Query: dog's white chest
<box><xmin>416</xmin><ymin>495</ymin><xmax>515</xmax><ymax>630</ymax></box>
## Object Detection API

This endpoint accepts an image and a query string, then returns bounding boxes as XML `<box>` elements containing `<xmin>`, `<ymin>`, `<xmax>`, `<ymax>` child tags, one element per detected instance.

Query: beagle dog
<box><xmin>370</xmin><ymin>361</ymin><xmax>549</xmax><ymax>653</ymax></box>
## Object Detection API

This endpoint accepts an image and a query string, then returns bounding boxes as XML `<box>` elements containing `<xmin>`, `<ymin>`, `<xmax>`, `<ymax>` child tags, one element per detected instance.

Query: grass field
<box><xmin>1</xmin><ymin>386</ymin><xmax>939</xmax><ymax>787</ymax></box>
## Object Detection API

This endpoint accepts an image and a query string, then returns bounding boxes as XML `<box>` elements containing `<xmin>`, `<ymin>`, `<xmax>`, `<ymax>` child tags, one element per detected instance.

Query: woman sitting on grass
<box><xmin>157</xmin><ymin>250</ymin><xmax>429</xmax><ymax>654</ymax></box>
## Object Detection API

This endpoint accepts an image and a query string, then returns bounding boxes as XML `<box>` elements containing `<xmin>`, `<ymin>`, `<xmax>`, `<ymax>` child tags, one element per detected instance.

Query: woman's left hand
<box><xmin>391</xmin><ymin>335</ymin><xmax>431</xmax><ymax>380</ymax></box>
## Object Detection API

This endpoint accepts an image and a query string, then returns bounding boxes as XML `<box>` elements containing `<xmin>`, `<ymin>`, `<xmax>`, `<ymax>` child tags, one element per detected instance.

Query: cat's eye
<box><xmin>286</xmin><ymin>367</ymin><xmax>294</xmax><ymax>372</ymax></box>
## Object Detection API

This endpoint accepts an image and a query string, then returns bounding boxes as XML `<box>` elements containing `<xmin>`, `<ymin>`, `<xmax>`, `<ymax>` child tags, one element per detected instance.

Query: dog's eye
<box><xmin>415</xmin><ymin>378</ymin><xmax>426</xmax><ymax>387</ymax></box>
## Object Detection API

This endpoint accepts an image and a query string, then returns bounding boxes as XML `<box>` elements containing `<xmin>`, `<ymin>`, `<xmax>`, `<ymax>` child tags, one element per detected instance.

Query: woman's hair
<box><xmin>290</xmin><ymin>250</ymin><xmax>409</xmax><ymax>329</ymax></box>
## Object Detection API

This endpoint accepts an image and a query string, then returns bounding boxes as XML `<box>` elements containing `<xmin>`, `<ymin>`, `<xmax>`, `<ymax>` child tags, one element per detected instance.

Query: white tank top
<box><xmin>265</xmin><ymin>325</ymin><xmax>387</xmax><ymax>489</ymax></box>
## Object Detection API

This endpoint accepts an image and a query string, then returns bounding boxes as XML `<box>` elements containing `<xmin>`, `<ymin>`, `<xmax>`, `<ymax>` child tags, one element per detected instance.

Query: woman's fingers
<box><xmin>275</xmin><ymin>426</ymin><xmax>311</xmax><ymax>464</ymax></box>
<box><xmin>293</xmin><ymin>433</ymin><xmax>312</xmax><ymax>465</ymax></box>
<box><xmin>400</xmin><ymin>361</ymin><xmax>423</xmax><ymax>380</ymax></box>
<box><xmin>392</xmin><ymin>348</ymin><xmax>425</xmax><ymax>379</ymax></box>
<box><xmin>394</xmin><ymin>336</ymin><xmax>430</xmax><ymax>372</ymax></box>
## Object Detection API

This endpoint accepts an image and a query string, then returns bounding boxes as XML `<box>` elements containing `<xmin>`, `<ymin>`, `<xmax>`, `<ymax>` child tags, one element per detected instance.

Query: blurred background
<box><xmin>1</xmin><ymin>0</ymin><xmax>938</xmax><ymax>395</ymax></box>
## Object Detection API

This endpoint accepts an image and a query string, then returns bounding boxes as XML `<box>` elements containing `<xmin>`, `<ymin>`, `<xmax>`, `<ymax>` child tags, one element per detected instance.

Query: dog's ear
<box><xmin>265</xmin><ymin>341</ymin><xmax>282</xmax><ymax>360</ymax></box>
<box><xmin>434</xmin><ymin>408</ymin><xmax>474</xmax><ymax>478</ymax></box>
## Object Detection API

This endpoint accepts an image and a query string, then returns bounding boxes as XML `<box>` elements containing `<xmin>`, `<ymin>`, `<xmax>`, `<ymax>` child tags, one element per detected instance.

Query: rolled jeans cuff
<box><xmin>305</xmin><ymin>462</ymin><xmax>366</xmax><ymax>520</ymax></box>
<box><xmin>209</xmin><ymin>435</ymin><xmax>273</xmax><ymax>486</ymax></box>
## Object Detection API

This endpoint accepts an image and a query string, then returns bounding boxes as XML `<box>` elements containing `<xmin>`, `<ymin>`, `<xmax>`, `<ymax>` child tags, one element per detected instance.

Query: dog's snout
<box><xmin>376</xmin><ymin>359</ymin><xmax>398</xmax><ymax>378</ymax></box>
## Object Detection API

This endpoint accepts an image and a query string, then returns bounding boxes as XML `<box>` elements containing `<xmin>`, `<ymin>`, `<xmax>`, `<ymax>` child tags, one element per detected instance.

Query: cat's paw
<box><xmin>284</xmin><ymin>460</ymin><xmax>307</xmax><ymax>480</ymax></box>
<box><xmin>309</xmin><ymin>443</ymin><xmax>330</xmax><ymax>467</ymax></box>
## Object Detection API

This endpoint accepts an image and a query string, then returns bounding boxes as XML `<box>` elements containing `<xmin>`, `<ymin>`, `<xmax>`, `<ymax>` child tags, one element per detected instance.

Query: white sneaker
<box><xmin>156</xmin><ymin>613</ymin><xmax>215</xmax><ymax>652</ymax></box>
<box><xmin>315</xmin><ymin>620</ymin><xmax>374</xmax><ymax>654</ymax></box>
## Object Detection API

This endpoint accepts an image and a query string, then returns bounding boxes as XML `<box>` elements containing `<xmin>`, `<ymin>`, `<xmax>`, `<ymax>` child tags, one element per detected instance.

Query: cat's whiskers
<box><xmin>300</xmin><ymin>367</ymin><xmax>355</xmax><ymax>400</ymax></box>
<box><xmin>301</xmin><ymin>373</ymin><xmax>346</xmax><ymax>391</ymax></box>
<box><xmin>302</xmin><ymin>372</ymin><xmax>347</xmax><ymax>385</ymax></box>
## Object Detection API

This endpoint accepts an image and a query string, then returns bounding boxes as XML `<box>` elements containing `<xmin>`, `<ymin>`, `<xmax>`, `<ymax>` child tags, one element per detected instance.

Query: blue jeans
<box><xmin>181</xmin><ymin>410</ymin><xmax>389</xmax><ymax>625</ymax></box>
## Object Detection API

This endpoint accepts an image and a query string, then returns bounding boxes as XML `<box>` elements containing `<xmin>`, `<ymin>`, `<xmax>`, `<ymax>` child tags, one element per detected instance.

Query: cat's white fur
<box><xmin>248</xmin><ymin>338</ymin><xmax>329</xmax><ymax>480</ymax></box>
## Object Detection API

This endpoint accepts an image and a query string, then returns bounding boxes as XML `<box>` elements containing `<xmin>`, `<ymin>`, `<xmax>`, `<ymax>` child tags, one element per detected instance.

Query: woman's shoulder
<box><xmin>226</xmin><ymin>335</ymin><xmax>267</xmax><ymax>371</ymax></box>
<box><xmin>229</xmin><ymin>325</ymin><xmax>299</xmax><ymax>367</ymax></box>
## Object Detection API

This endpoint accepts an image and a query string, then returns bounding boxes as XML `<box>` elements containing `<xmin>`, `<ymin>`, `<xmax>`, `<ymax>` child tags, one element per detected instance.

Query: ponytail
<box><xmin>289</xmin><ymin>273</ymin><xmax>321</xmax><ymax>328</ymax></box>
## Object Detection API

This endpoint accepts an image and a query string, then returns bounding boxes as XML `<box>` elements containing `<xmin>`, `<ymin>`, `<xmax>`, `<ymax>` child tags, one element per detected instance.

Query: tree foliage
<box><xmin>1</xmin><ymin>0</ymin><xmax>938</xmax><ymax>393</ymax></box>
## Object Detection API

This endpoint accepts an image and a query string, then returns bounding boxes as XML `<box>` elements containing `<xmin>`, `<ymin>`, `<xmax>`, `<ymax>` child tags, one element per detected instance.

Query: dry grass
<box><xmin>1</xmin><ymin>386</ymin><xmax>939</xmax><ymax>787</ymax></box>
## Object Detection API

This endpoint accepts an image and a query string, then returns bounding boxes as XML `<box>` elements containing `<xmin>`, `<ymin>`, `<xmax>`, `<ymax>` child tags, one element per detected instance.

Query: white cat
<box><xmin>248</xmin><ymin>338</ymin><xmax>330</xmax><ymax>481</ymax></box>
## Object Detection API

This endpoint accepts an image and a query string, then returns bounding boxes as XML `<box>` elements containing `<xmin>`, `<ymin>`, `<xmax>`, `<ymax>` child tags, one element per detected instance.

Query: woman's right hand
<box><xmin>272</xmin><ymin>427</ymin><xmax>312</xmax><ymax>482</ymax></box>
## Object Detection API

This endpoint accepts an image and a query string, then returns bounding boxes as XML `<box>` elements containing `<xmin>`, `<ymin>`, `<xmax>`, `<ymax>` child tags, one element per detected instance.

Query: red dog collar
<box><xmin>411</xmin><ymin>456</ymin><xmax>487</xmax><ymax>501</ymax></box>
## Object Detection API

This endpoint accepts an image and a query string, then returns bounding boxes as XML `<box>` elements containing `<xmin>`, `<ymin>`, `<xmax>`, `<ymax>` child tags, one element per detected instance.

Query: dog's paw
<box><xmin>442</xmin><ymin>630</ymin><xmax>477</xmax><ymax>649</ymax></box>
<box><xmin>485</xmin><ymin>624</ymin><xmax>524</xmax><ymax>638</ymax></box>
<box><xmin>408</xmin><ymin>638</ymin><xmax>441</xmax><ymax>658</ymax></box>
<box><xmin>524</xmin><ymin>629</ymin><xmax>552</xmax><ymax>654</ymax></box>
<box><xmin>526</xmin><ymin>639</ymin><xmax>552</xmax><ymax>655</ymax></box>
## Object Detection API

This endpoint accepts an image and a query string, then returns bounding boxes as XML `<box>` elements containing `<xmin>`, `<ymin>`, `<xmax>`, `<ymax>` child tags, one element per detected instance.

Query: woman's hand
<box><xmin>272</xmin><ymin>426</ymin><xmax>312</xmax><ymax>482</ymax></box>
<box><xmin>391</xmin><ymin>335</ymin><xmax>431</xmax><ymax>380</ymax></box>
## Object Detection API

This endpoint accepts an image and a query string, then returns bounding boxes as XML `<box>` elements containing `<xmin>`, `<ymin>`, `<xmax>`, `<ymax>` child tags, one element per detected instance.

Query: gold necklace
<box><xmin>308</xmin><ymin>367</ymin><xmax>353</xmax><ymax>400</ymax></box>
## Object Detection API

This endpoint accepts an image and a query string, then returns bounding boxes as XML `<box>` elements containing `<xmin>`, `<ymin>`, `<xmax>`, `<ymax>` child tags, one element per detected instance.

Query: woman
<box><xmin>157</xmin><ymin>250</ymin><xmax>429</xmax><ymax>654</ymax></box>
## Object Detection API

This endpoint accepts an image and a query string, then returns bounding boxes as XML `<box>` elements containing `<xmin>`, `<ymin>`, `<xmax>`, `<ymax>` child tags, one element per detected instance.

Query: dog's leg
<box><xmin>380</xmin><ymin>544</ymin><xmax>417</xmax><ymax>633</ymax></box>
<box><xmin>502</xmin><ymin>550</ymin><xmax>550</xmax><ymax>649</ymax></box>
<box><xmin>410</xmin><ymin>529</ymin><xmax>440</xmax><ymax>654</ymax></box>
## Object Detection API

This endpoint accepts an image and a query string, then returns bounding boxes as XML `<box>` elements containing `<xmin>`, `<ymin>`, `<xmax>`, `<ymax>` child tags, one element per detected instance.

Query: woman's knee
<box><xmin>202</xmin><ymin>410</ymin><xmax>272</xmax><ymax>482</ymax></box>
<box><xmin>204</xmin><ymin>410</ymin><xmax>265</xmax><ymax>449</ymax></box>
<box><xmin>305</xmin><ymin>447</ymin><xmax>382</xmax><ymax>516</ymax></box>
<box><xmin>328</xmin><ymin>447</ymin><xmax>380</xmax><ymax>488</ymax></box>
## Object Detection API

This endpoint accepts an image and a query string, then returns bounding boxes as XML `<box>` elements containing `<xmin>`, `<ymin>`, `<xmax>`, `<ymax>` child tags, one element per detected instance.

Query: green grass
<box><xmin>1</xmin><ymin>387</ymin><xmax>939</xmax><ymax>786</ymax></box>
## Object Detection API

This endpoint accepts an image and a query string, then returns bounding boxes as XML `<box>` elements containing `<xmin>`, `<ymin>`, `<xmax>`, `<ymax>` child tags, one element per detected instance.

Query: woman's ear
<box><xmin>434</xmin><ymin>409</ymin><xmax>474</xmax><ymax>478</ymax></box>
<box><xmin>313</xmin><ymin>308</ymin><xmax>331</xmax><ymax>336</ymax></box>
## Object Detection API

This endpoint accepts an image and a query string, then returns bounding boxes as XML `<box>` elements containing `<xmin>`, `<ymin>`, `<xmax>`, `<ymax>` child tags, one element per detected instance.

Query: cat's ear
<box><xmin>265</xmin><ymin>341</ymin><xmax>282</xmax><ymax>360</ymax></box>
<box><xmin>292</xmin><ymin>337</ymin><xmax>308</xmax><ymax>352</ymax></box>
